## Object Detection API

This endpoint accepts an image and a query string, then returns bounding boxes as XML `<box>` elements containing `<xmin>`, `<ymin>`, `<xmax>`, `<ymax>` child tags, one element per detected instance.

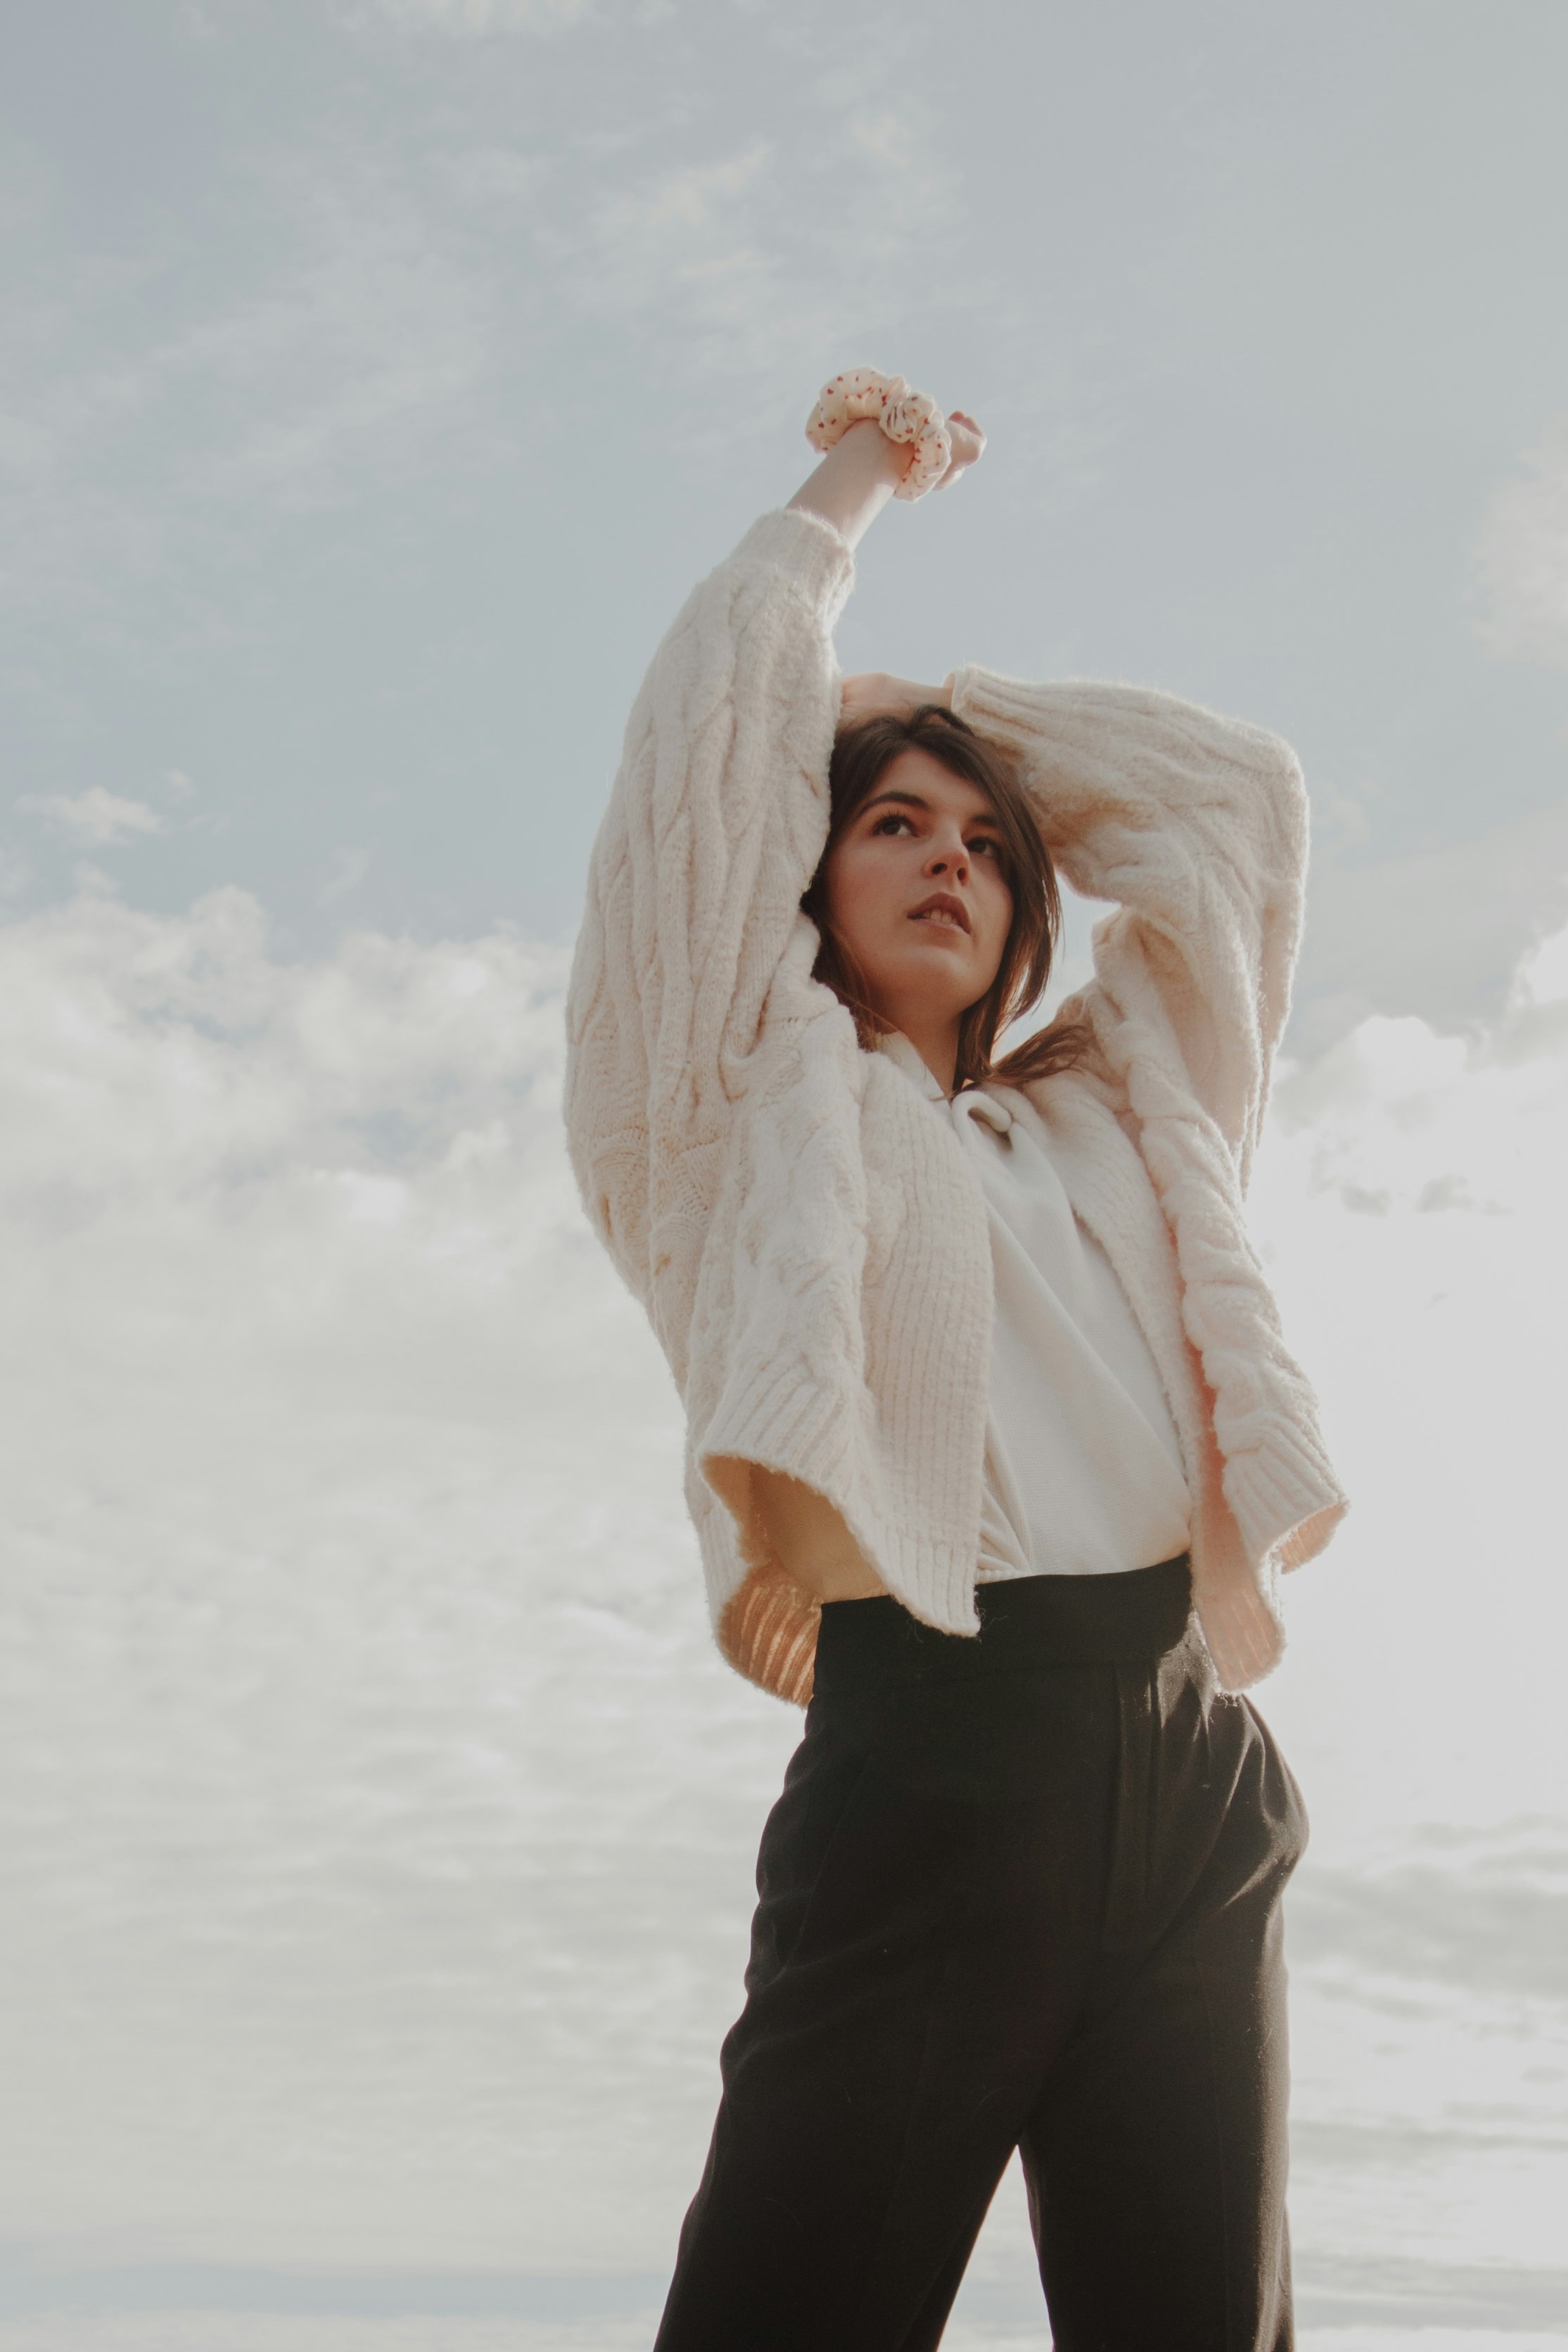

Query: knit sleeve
<box><xmin>948</xmin><ymin>670</ymin><xmax>1309</xmax><ymax>1193</ymax></box>
<box><xmin>564</xmin><ymin>507</ymin><xmax>855</xmax><ymax>1332</ymax></box>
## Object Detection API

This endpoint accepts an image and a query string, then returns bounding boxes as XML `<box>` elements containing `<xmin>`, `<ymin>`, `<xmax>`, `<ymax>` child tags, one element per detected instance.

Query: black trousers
<box><xmin>654</xmin><ymin>1558</ymin><xmax>1307</xmax><ymax>2352</ymax></box>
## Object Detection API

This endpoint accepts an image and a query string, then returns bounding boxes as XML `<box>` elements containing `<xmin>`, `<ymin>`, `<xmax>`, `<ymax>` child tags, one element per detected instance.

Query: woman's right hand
<box><xmin>839</xmin><ymin>672</ymin><xmax>952</xmax><ymax>722</ymax></box>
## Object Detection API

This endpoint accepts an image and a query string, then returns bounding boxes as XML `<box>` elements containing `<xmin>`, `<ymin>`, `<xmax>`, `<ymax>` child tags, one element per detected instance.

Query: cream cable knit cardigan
<box><xmin>564</xmin><ymin>506</ymin><xmax>1346</xmax><ymax>1705</ymax></box>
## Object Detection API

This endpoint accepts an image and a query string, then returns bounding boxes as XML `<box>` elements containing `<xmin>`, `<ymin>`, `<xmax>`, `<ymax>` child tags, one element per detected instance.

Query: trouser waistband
<box><xmin>811</xmin><ymin>1554</ymin><xmax>1194</xmax><ymax>1695</ymax></box>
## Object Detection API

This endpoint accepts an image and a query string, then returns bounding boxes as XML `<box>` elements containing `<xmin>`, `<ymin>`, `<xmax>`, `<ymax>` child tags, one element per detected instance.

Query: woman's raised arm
<box><xmin>566</xmin><ymin>381</ymin><xmax>981</xmax><ymax>1353</ymax></box>
<box><xmin>948</xmin><ymin>668</ymin><xmax>1309</xmax><ymax>1189</ymax></box>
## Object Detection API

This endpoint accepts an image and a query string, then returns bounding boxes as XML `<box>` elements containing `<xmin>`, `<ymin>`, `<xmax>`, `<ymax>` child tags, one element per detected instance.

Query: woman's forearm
<box><xmin>786</xmin><ymin>419</ymin><xmax>912</xmax><ymax>549</ymax></box>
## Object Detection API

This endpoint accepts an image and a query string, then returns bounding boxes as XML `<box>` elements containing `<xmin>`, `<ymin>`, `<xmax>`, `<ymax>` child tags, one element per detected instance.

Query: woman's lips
<box><xmin>908</xmin><ymin>893</ymin><xmax>971</xmax><ymax>932</ymax></box>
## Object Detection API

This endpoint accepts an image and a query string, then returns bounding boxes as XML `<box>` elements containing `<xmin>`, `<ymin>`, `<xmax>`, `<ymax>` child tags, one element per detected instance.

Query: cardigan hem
<box><xmin>701</xmin><ymin>1440</ymin><xmax>984</xmax><ymax>1677</ymax></box>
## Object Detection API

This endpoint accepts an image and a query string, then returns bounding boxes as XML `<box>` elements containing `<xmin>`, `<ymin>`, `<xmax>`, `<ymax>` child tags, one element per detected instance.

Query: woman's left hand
<box><xmin>933</xmin><ymin>408</ymin><xmax>986</xmax><ymax>490</ymax></box>
<box><xmin>839</xmin><ymin>673</ymin><xmax>952</xmax><ymax>722</ymax></box>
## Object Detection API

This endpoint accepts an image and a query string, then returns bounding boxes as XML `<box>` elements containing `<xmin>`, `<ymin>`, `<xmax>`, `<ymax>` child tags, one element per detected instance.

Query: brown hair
<box><xmin>801</xmin><ymin>704</ymin><xmax>1090</xmax><ymax>1093</ymax></box>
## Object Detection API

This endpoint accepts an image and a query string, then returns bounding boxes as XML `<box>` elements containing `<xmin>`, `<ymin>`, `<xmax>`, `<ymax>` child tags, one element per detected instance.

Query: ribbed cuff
<box><xmin>948</xmin><ymin>664</ymin><xmax>1064</xmax><ymax>756</ymax></box>
<box><xmin>1224</xmin><ymin>1436</ymin><xmax>1349</xmax><ymax>1576</ymax></box>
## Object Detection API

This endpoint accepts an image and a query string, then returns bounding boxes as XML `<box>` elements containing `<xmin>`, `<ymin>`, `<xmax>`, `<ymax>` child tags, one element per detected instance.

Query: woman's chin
<box><xmin>885</xmin><ymin>938</ymin><xmax>977</xmax><ymax>986</ymax></box>
<box><xmin>873</xmin><ymin>976</ymin><xmax>978</xmax><ymax>1029</ymax></box>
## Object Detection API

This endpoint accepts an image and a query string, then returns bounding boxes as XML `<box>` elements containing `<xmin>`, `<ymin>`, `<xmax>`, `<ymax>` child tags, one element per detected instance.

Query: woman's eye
<box><xmin>873</xmin><ymin>814</ymin><xmax>913</xmax><ymax>836</ymax></box>
<box><xmin>970</xmin><ymin>837</ymin><xmax>1001</xmax><ymax>858</ymax></box>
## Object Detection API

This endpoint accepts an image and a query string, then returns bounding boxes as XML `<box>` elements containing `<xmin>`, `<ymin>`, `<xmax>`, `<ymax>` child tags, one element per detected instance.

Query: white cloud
<box><xmin>0</xmin><ymin>18</ymin><xmax>977</xmax><ymax>717</ymax></box>
<box><xmin>553</xmin><ymin>139</ymin><xmax>798</xmax><ymax>372</ymax></box>
<box><xmin>593</xmin><ymin>144</ymin><xmax>774</xmax><ymax>247</ymax></box>
<box><xmin>352</xmin><ymin>0</ymin><xmax>594</xmax><ymax>28</ymax></box>
<box><xmin>0</xmin><ymin>886</ymin><xmax>759</xmax><ymax>2282</ymax></box>
<box><xmin>1252</xmin><ymin>915</ymin><xmax>1568</xmax><ymax>1818</ymax></box>
<box><xmin>0</xmin><ymin>2323</ymin><xmax>660</xmax><ymax>2352</ymax></box>
<box><xmin>16</xmin><ymin>785</ymin><xmax>164</xmax><ymax>844</ymax></box>
<box><xmin>1223</xmin><ymin>924</ymin><xmax>1568</xmax><ymax>2316</ymax></box>
<box><xmin>542</xmin><ymin>72</ymin><xmax>964</xmax><ymax>400</ymax></box>
<box><xmin>1296</xmin><ymin>793</ymin><xmax>1568</xmax><ymax>1043</ymax></box>
<box><xmin>317</xmin><ymin>844</ymin><xmax>371</xmax><ymax>903</ymax></box>
<box><xmin>1474</xmin><ymin>424</ymin><xmax>1568</xmax><ymax>668</ymax></box>
<box><xmin>0</xmin><ymin>150</ymin><xmax>492</xmax><ymax>606</ymax></box>
<box><xmin>0</xmin><ymin>887</ymin><xmax>1563</xmax><ymax>2313</ymax></box>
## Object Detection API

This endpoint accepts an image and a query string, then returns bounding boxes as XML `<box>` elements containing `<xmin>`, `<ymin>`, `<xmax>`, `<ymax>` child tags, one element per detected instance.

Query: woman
<box><xmin>565</xmin><ymin>370</ymin><xmax>1346</xmax><ymax>2351</ymax></box>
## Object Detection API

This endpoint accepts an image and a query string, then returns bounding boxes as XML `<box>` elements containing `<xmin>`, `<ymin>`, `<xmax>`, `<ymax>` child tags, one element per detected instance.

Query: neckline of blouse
<box><xmin>872</xmin><ymin>1029</ymin><xmax>1015</xmax><ymax>1133</ymax></box>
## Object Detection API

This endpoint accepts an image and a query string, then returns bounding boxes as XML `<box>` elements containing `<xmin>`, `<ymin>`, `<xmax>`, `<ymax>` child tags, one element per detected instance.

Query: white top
<box><xmin>878</xmin><ymin>1033</ymin><xmax>1192</xmax><ymax>1581</ymax></box>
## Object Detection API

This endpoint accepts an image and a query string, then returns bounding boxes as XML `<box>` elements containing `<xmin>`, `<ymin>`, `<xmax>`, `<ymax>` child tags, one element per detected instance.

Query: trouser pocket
<box><xmin>745</xmin><ymin>1711</ymin><xmax>885</xmax><ymax>1988</ymax></box>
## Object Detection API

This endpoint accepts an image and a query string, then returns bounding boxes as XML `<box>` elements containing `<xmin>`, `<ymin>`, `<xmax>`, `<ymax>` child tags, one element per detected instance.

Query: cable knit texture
<box><xmin>564</xmin><ymin>507</ymin><xmax>1347</xmax><ymax>1703</ymax></box>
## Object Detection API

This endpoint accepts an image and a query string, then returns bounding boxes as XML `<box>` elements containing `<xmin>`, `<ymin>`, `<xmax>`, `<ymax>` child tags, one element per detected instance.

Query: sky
<box><xmin>2</xmin><ymin>2</ymin><xmax>1567</xmax><ymax>2347</ymax></box>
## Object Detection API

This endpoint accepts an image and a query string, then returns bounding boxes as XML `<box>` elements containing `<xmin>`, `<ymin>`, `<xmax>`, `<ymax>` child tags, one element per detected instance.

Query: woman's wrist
<box><xmin>787</xmin><ymin>421</ymin><xmax>911</xmax><ymax>548</ymax></box>
<box><xmin>822</xmin><ymin>417</ymin><xmax>914</xmax><ymax>490</ymax></box>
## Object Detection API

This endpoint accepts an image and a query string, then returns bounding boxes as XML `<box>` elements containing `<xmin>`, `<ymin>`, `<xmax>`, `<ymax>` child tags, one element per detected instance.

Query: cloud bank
<box><xmin>0</xmin><ymin>885</ymin><xmax>1563</xmax><ymax>2338</ymax></box>
<box><xmin>15</xmin><ymin>787</ymin><xmax>164</xmax><ymax>844</ymax></box>
<box><xmin>1476</xmin><ymin>425</ymin><xmax>1568</xmax><ymax>669</ymax></box>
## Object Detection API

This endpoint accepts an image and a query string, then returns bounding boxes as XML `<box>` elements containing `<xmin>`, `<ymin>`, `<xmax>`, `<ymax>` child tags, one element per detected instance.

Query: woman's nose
<box><xmin>925</xmin><ymin>839</ymin><xmax>968</xmax><ymax>880</ymax></box>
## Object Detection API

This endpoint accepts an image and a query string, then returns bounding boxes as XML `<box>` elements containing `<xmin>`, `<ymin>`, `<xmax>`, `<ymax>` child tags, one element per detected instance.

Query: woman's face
<box><xmin>821</xmin><ymin>747</ymin><xmax>1014</xmax><ymax>1039</ymax></box>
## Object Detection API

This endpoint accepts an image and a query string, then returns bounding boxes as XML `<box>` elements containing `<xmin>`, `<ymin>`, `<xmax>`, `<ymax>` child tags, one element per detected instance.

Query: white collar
<box><xmin>872</xmin><ymin>1030</ymin><xmax>1014</xmax><ymax>1132</ymax></box>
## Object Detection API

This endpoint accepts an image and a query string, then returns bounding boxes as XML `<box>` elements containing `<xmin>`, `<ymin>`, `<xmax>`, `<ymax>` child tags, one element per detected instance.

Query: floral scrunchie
<box><xmin>804</xmin><ymin>367</ymin><xmax>952</xmax><ymax>502</ymax></box>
